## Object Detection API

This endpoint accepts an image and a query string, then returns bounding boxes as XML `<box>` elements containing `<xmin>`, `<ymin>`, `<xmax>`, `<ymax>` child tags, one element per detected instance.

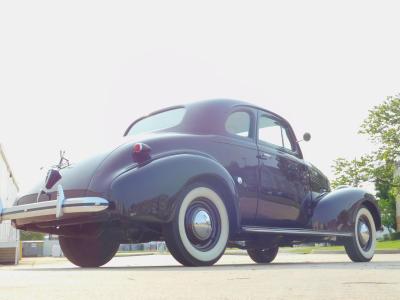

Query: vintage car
<box><xmin>0</xmin><ymin>99</ymin><xmax>381</xmax><ymax>267</ymax></box>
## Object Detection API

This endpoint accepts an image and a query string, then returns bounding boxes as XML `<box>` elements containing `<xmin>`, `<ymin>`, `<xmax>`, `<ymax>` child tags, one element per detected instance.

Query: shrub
<box><xmin>390</xmin><ymin>232</ymin><xmax>400</xmax><ymax>240</ymax></box>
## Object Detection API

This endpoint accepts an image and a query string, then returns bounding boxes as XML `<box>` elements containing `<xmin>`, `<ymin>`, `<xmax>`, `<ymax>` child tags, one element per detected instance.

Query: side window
<box><xmin>258</xmin><ymin>115</ymin><xmax>294</xmax><ymax>151</ymax></box>
<box><xmin>225</xmin><ymin>111</ymin><xmax>251</xmax><ymax>138</ymax></box>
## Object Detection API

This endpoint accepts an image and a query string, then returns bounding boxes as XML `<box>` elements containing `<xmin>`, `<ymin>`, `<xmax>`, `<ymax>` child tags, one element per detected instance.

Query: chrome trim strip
<box><xmin>242</xmin><ymin>226</ymin><xmax>352</xmax><ymax>237</ymax></box>
<box><xmin>0</xmin><ymin>197</ymin><xmax>109</xmax><ymax>222</ymax></box>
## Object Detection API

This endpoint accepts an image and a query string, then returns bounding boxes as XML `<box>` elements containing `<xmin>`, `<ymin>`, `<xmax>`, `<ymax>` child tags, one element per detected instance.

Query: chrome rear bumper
<box><xmin>0</xmin><ymin>185</ymin><xmax>109</xmax><ymax>223</ymax></box>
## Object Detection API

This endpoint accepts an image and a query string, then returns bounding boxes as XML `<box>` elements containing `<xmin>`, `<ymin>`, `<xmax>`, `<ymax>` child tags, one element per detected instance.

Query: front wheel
<box><xmin>344</xmin><ymin>206</ymin><xmax>376</xmax><ymax>262</ymax></box>
<box><xmin>247</xmin><ymin>246</ymin><xmax>279</xmax><ymax>264</ymax></box>
<box><xmin>163</xmin><ymin>184</ymin><xmax>230</xmax><ymax>266</ymax></box>
<box><xmin>59</xmin><ymin>231</ymin><xmax>120</xmax><ymax>267</ymax></box>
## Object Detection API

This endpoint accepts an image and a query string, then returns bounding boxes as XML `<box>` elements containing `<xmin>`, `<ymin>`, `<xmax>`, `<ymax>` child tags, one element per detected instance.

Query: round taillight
<box><xmin>133</xmin><ymin>143</ymin><xmax>143</xmax><ymax>153</ymax></box>
<box><xmin>133</xmin><ymin>143</ymin><xmax>151</xmax><ymax>160</ymax></box>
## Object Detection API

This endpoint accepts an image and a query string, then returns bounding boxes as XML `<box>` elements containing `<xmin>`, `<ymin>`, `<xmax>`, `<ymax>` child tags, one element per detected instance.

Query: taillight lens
<box><xmin>133</xmin><ymin>143</ymin><xmax>143</xmax><ymax>153</ymax></box>
<box><xmin>133</xmin><ymin>143</ymin><xmax>151</xmax><ymax>160</ymax></box>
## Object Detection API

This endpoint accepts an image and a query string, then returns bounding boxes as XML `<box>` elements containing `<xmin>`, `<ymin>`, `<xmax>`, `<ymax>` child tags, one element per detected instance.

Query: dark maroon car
<box><xmin>1</xmin><ymin>99</ymin><xmax>381</xmax><ymax>267</ymax></box>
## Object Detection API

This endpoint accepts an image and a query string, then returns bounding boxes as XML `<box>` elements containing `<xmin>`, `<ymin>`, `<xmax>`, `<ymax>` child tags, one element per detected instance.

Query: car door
<box><xmin>217</xmin><ymin>107</ymin><xmax>259</xmax><ymax>225</ymax></box>
<box><xmin>256</xmin><ymin>110</ymin><xmax>311</xmax><ymax>227</ymax></box>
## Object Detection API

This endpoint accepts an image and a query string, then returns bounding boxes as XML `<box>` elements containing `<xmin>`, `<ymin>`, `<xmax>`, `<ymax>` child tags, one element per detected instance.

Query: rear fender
<box><xmin>311</xmin><ymin>187</ymin><xmax>381</xmax><ymax>234</ymax></box>
<box><xmin>109</xmin><ymin>154</ymin><xmax>240</xmax><ymax>232</ymax></box>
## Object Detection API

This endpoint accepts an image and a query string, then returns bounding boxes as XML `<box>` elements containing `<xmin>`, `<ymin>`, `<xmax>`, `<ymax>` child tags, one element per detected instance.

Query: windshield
<box><xmin>126</xmin><ymin>107</ymin><xmax>186</xmax><ymax>136</ymax></box>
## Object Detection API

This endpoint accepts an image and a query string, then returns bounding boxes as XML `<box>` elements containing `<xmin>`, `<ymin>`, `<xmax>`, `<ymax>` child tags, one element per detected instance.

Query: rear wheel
<box><xmin>59</xmin><ymin>231</ymin><xmax>120</xmax><ymax>267</ymax></box>
<box><xmin>247</xmin><ymin>246</ymin><xmax>279</xmax><ymax>264</ymax></box>
<box><xmin>344</xmin><ymin>206</ymin><xmax>376</xmax><ymax>262</ymax></box>
<box><xmin>164</xmin><ymin>184</ymin><xmax>229</xmax><ymax>266</ymax></box>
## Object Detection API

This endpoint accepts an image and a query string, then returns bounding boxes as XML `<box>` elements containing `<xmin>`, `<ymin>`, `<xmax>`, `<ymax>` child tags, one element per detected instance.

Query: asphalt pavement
<box><xmin>1</xmin><ymin>253</ymin><xmax>399</xmax><ymax>300</ymax></box>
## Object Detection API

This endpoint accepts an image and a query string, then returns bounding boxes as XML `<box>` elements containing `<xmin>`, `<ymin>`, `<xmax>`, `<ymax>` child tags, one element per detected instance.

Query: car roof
<box><xmin>125</xmin><ymin>99</ymin><xmax>292</xmax><ymax>136</ymax></box>
<box><xmin>183</xmin><ymin>99</ymin><xmax>291</xmax><ymax>131</ymax></box>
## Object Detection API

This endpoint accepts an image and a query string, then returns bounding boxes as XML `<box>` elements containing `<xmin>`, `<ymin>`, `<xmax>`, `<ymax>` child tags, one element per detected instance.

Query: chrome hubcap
<box><xmin>358</xmin><ymin>219</ymin><xmax>371</xmax><ymax>247</ymax></box>
<box><xmin>185</xmin><ymin>197</ymin><xmax>221</xmax><ymax>251</ymax></box>
<box><xmin>191</xmin><ymin>209</ymin><xmax>212</xmax><ymax>241</ymax></box>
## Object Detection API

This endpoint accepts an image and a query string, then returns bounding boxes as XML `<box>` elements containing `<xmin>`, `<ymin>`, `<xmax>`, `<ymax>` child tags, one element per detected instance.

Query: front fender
<box><xmin>109</xmin><ymin>153</ymin><xmax>239</xmax><ymax>228</ymax></box>
<box><xmin>311</xmin><ymin>187</ymin><xmax>381</xmax><ymax>234</ymax></box>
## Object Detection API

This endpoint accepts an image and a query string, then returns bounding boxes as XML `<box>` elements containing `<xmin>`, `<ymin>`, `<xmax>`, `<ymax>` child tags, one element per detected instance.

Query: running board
<box><xmin>241</xmin><ymin>226</ymin><xmax>352</xmax><ymax>237</ymax></box>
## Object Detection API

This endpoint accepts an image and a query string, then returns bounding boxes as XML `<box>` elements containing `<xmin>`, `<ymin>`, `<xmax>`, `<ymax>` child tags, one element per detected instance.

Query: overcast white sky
<box><xmin>0</xmin><ymin>1</ymin><xmax>399</xmax><ymax>193</ymax></box>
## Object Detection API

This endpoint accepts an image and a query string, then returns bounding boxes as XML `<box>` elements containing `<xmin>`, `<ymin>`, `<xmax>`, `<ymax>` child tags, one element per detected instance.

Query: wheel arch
<box><xmin>110</xmin><ymin>153</ymin><xmax>240</xmax><ymax>231</ymax></box>
<box><xmin>185</xmin><ymin>174</ymin><xmax>240</xmax><ymax>235</ymax></box>
<box><xmin>362</xmin><ymin>200</ymin><xmax>382</xmax><ymax>231</ymax></box>
<box><xmin>311</xmin><ymin>187</ymin><xmax>380</xmax><ymax>234</ymax></box>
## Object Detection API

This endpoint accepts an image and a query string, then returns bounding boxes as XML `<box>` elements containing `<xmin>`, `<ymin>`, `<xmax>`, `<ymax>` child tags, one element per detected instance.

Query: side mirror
<box><xmin>303</xmin><ymin>132</ymin><xmax>311</xmax><ymax>142</ymax></box>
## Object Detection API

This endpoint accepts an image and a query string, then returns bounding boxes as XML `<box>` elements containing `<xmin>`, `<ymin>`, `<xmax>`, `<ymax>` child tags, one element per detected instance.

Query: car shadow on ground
<box><xmin>13</xmin><ymin>260</ymin><xmax>400</xmax><ymax>272</ymax></box>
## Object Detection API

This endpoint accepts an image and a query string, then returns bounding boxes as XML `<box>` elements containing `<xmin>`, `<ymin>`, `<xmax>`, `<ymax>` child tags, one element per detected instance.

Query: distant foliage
<box><xmin>391</xmin><ymin>231</ymin><xmax>400</xmax><ymax>240</ymax></box>
<box><xmin>20</xmin><ymin>230</ymin><xmax>45</xmax><ymax>241</ymax></box>
<box><xmin>331</xmin><ymin>96</ymin><xmax>400</xmax><ymax>230</ymax></box>
<box><xmin>331</xmin><ymin>156</ymin><xmax>373</xmax><ymax>189</ymax></box>
<box><xmin>360</xmin><ymin>96</ymin><xmax>400</xmax><ymax>161</ymax></box>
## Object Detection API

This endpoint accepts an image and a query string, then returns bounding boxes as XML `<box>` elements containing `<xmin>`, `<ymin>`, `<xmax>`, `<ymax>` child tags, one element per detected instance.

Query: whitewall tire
<box><xmin>164</xmin><ymin>184</ymin><xmax>229</xmax><ymax>266</ymax></box>
<box><xmin>344</xmin><ymin>206</ymin><xmax>376</xmax><ymax>262</ymax></box>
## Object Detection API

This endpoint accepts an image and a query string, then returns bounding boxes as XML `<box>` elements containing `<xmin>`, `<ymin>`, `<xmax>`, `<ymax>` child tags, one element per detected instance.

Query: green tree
<box><xmin>360</xmin><ymin>96</ymin><xmax>400</xmax><ymax>161</ymax></box>
<box><xmin>332</xmin><ymin>96</ymin><xmax>400</xmax><ymax>229</ymax></box>
<box><xmin>361</xmin><ymin>96</ymin><xmax>400</xmax><ymax>230</ymax></box>
<box><xmin>331</xmin><ymin>156</ymin><xmax>373</xmax><ymax>189</ymax></box>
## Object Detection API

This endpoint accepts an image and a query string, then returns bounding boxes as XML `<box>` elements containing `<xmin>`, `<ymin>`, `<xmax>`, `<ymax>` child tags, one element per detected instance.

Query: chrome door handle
<box><xmin>257</xmin><ymin>153</ymin><xmax>272</xmax><ymax>160</ymax></box>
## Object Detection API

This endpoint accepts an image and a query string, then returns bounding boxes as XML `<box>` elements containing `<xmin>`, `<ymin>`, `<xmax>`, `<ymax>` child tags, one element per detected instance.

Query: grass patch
<box><xmin>287</xmin><ymin>239</ymin><xmax>400</xmax><ymax>253</ymax></box>
<box><xmin>115</xmin><ymin>251</ymin><xmax>156</xmax><ymax>257</ymax></box>
<box><xmin>114</xmin><ymin>240</ymin><xmax>400</xmax><ymax>256</ymax></box>
<box><xmin>376</xmin><ymin>240</ymin><xmax>400</xmax><ymax>250</ymax></box>
<box><xmin>287</xmin><ymin>247</ymin><xmax>314</xmax><ymax>254</ymax></box>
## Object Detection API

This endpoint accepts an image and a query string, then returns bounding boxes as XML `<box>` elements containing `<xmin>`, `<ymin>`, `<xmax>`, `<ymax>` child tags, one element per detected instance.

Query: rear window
<box><xmin>126</xmin><ymin>108</ymin><xmax>186</xmax><ymax>136</ymax></box>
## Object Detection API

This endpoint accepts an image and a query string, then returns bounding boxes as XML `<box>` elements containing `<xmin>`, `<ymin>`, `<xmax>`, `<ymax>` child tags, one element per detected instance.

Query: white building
<box><xmin>0</xmin><ymin>144</ymin><xmax>20</xmax><ymax>264</ymax></box>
